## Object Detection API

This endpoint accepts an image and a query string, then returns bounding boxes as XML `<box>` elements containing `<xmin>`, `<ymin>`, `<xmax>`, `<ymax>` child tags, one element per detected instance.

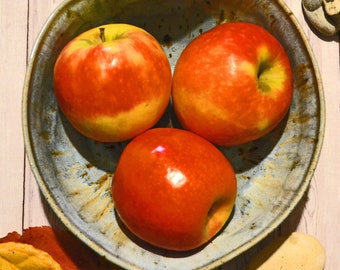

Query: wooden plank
<box><xmin>23</xmin><ymin>0</ymin><xmax>64</xmax><ymax>229</ymax></box>
<box><xmin>284</xmin><ymin>2</ymin><xmax>340</xmax><ymax>270</ymax></box>
<box><xmin>0</xmin><ymin>2</ymin><xmax>28</xmax><ymax>236</ymax></box>
<box><xmin>298</xmin><ymin>35</ymin><xmax>340</xmax><ymax>270</ymax></box>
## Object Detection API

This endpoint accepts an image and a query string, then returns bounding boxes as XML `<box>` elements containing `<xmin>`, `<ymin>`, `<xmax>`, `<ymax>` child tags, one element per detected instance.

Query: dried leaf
<box><xmin>0</xmin><ymin>242</ymin><xmax>62</xmax><ymax>270</ymax></box>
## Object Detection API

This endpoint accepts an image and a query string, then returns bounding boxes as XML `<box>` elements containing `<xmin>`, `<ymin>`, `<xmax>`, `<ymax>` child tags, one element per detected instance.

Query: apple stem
<box><xmin>99</xmin><ymin>27</ymin><xmax>106</xmax><ymax>42</ymax></box>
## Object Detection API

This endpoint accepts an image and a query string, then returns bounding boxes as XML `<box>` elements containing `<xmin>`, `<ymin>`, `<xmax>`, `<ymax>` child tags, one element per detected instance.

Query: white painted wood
<box><xmin>0</xmin><ymin>1</ymin><xmax>29</xmax><ymax>235</ymax></box>
<box><xmin>23</xmin><ymin>0</ymin><xmax>63</xmax><ymax>230</ymax></box>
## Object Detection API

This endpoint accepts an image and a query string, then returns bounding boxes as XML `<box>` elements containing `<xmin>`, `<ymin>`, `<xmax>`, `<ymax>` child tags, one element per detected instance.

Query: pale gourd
<box><xmin>247</xmin><ymin>232</ymin><xmax>326</xmax><ymax>270</ymax></box>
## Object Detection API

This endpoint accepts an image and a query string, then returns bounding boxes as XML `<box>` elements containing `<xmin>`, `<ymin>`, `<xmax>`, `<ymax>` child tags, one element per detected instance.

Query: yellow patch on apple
<box><xmin>258</xmin><ymin>62</ymin><xmax>288</xmax><ymax>95</ymax></box>
<box><xmin>204</xmin><ymin>197</ymin><xmax>233</xmax><ymax>240</ymax></box>
<box><xmin>240</xmin><ymin>46</ymin><xmax>287</xmax><ymax>96</ymax></box>
<box><xmin>256</xmin><ymin>117</ymin><xmax>271</xmax><ymax>132</ymax></box>
<box><xmin>80</xmin><ymin>99</ymin><xmax>163</xmax><ymax>142</ymax></box>
<box><xmin>65</xmin><ymin>24</ymin><xmax>148</xmax><ymax>53</ymax></box>
<box><xmin>257</xmin><ymin>46</ymin><xmax>288</xmax><ymax>95</ymax></box>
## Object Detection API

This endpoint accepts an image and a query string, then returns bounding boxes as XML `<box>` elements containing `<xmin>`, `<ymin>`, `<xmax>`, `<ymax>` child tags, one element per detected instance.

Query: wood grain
<box><xmin>0</xmin><ymin>0</ymin><xmax>339</xmax><ymax>269</ymax></box>
<box><xmin>0</xmin><ymin>1</ymin><xmax>28</xmax><ymax>234</ymax></box>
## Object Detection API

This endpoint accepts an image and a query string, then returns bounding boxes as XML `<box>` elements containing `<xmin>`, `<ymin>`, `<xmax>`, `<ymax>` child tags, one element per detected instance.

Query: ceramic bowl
<box><xmin>22</xmin><ymin>0</ymin><xmax>325</xmax><ymax>269</ymax></box>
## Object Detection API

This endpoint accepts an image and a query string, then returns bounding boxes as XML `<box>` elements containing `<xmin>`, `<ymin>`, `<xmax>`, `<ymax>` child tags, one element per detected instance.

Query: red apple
<box><xmin>172</xmin><ymin>22</ymin><xmax>294</xmax><ymax>146</ymax></box>
<box><xmin>112</xmin><ymin>128</ymin><xmax>237</xmax><ymax>251</ymax></box>
<box><xmin>54</xmin><ymin>24</ymin><xmax>172</xmax><ymax>142</ymax></box>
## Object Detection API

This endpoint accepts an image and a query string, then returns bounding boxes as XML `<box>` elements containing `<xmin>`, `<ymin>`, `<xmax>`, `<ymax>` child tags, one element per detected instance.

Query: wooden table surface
<box><xmin>0</xmin><ymin>1</ymin><xmax>339</xmax><ymax>269</ymax></box>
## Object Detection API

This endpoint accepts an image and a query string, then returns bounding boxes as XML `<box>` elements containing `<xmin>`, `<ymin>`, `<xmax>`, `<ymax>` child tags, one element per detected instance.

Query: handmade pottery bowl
<box><xmin>22</xmin><ymin>0</ymin><xmax>324</xmax><ymax>269</ymax></box>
